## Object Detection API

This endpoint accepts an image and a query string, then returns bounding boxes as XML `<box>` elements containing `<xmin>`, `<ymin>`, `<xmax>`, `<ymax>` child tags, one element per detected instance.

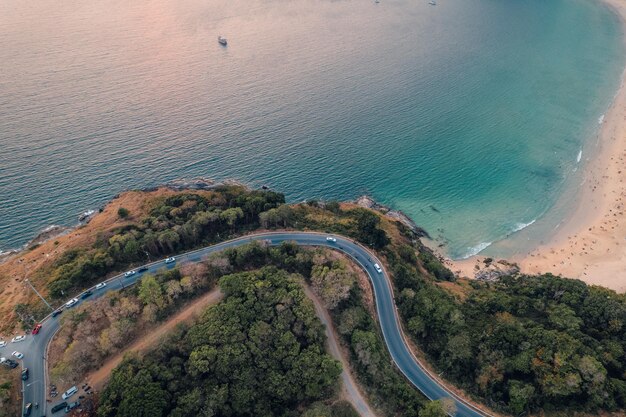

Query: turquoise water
<box><xmin>0</xmin><ymin>0</ymin><xmax>623</xmax><ymax>258</ymax></box>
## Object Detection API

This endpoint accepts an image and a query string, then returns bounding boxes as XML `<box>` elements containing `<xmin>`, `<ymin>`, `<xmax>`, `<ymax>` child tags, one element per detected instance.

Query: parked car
<box><xmin>65</xmin><ymin>401</ymin><xmax>80</xmax><ymax>413</ymax></box>
<box><xmin>62</xmin><ymin>386</ymin><xmax>78</xmax><ymax>400</ymax></box>
<box><xmin>0</xmin><ymin>358</ymin><xmax>18</xmax><ymax>369</ymax></box>
<box><xmin>165</xmin><ymin>257</ymin><xmax>176</xmax><ymax>264</ymax></box>
<box><xmin>124</xmin><ymin>270</ymin><xmax>136</xmax><ymax>277</ymax></box>
<box><xmin>32</xmin><ymin>324</ymin><xmax>42</xmax><ymax>335</ymax></box>
<box><xmin>12</xmin><ymin>351</ymin><xmax>23</xmax><ymax>359</ymax></box>
<box><xmin>326</xmin><ymin>236</ymin><xmax>337</xmax><ymax>242</ymax></box>
<box><xmin>65</xmin><ymin>298</ymin><xmax>79</xmax><ymax>308</ymax></box>
<box><xmin>137</xmin><ymin>266</ymin><xmax>148</xmax><ymax>273</ymax></box>
<box><xmin>81</xmin><ymin>290</ymin><xmax>93</xmax><ymax>299</ymax></box>
<box><xmin>51</xmin><ymin>309</ymin><xmax>62</xmax><ymax>318</ymax></box>
<box><xmin>374</xmin><ymin>263</ymin><xmax>383</xmax><ymax>273</ymax></box>
<box><xmin>0</xmin><ymin>340</ymin><xmax>6</xmax><ymax>348</ymax></box>
<box><xmin>11</xmin><ymin>335</ymin><xmax>26</xmax><ymax>343</ymax></box>
<box><xmin>95</xmin><ymin>282</ymin><xmax>107</xmax><ymax>290</ymax></box>
<box><xmin>23</xmin><ymin>402</ymin><xmax>32</xmax><ymax>416</ymax></box>
<box><xmin>51</xmin><ymin>402</ymin><xmax>67</xmax><ymax>413</ymax></box>
<box><xmin>21</xmin><ymin>368</ymin><xmax>28</xmax><ymax>380</ymax></box>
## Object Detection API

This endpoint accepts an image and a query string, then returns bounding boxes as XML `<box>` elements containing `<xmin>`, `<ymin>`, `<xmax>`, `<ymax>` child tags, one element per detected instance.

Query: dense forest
<box><xmin>388</xmin><ymin>247</ymin><xmax>626</xmax><ymax>415</ymax></box>
<box><xmin>97</xmin><ymin>268</ymin><xmax>342</xmax><ymax>417</ymax></box>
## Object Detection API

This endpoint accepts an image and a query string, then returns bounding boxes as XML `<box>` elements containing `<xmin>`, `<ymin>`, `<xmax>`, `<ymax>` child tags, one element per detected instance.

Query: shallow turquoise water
<box><xmin>0</xmin><ymin>0</ymin><xmax>623</xmax><ymax>258</ymax></box>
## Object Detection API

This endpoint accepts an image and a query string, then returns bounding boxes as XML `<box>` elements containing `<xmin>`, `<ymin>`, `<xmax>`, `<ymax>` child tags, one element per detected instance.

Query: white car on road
<box><xmin>0</xmin><ymin>341</ymin><xmax>6</xmax><ymax>348</ymax></box>
<box><xmin>374</xmin><ymin>263</ymin><xmax>383</xmax><ymax>273</ymax></box>
<box><xmin>11</xmin><ymin>335</ymin><xmax>25</xmax><ymax>343</ymax></box>
<box><xmin>95</xmin><ymin>282</ymin><xmax>107</xmax><ymax>290</ymax></box>
<box><xmin>65</xmin><ymin>298</ymin><xmax>79</xmax><ymax>308</ymax></box>
<box><xmin>12</xmin><ymin>351</ymin><xmax>23</xmax><ymax>359</ymax></box>
<box><xmin>124</xmin><ymin>270</ymin><xmax>136</xmax><ymax>277</ymax></box>
<box><xmin>326</xmin><ymin>236</ymin><xmax>337</xmax><ymax>243</ymax></box>
<box><xmin>165</xmin><ymin>257</ymin><xmax>176</xmax><ymax>264</ymax></box>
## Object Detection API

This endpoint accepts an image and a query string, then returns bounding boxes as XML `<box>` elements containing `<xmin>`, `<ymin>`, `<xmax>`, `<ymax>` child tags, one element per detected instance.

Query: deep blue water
<box><xmin>0</xmin><ymin>0</ymin><xmax>623</xmax><ymax>258</ymax></box>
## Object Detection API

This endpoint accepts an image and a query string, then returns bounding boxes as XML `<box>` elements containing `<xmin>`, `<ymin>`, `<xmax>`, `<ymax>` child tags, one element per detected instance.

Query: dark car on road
<box><xmin>51</xmin><ymin>309</ymin><xmax>62</xmax><ymax>317</ymax></box>
<box><xmin>137</xmin><ymin>266</ymin><xmax>148</xmax><ymax>273</ymax></box>
<box><xmin>21</xmin><ymin>368</ymin><xmax>28</xmax><ymax>380</ymax></box>
<box><xmin>51</xmin><ymin>402</ymin><xmax>67</xmax><ymax>413</ymax></box>
<box><xmin>81</xmin><ymin>290</ymin><xmax>93</xmax><ymax>299</ymax></box>
<box><xmin>23</xmin><ymin>402</ymin><xmax>32</xmax><ymax>416</ymax></box>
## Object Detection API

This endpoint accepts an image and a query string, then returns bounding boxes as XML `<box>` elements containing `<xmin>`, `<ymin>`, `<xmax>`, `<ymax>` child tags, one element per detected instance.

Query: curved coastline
<box><xmin>449</xmin><ymin>0</ymin><xmax>626</xmax><ymax>292</ymax></box>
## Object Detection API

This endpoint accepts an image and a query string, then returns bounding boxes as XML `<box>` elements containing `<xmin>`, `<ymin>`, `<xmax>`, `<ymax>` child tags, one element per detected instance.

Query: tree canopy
<box><xmin>98</xmin><ymin>268</ymin><xmax>341</xmax><ymax>417</ymax></box>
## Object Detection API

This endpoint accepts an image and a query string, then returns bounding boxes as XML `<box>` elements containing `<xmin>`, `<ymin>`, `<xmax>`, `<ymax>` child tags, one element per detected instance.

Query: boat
<box><xmin>429</xmin><ymin>0</ymin><xmax>436</xmax><ymax>4</ymax></box>
<box><xmin>218</xmin><ymin>36</ymin><xmax>227</xmax><ymax>46</ymax></box>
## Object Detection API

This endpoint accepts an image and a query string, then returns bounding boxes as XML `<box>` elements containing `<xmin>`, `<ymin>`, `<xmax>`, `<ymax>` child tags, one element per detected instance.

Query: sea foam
<box><xmin>512</xmin><ymin>219</ymin><xmax>537</xmax><ymax>233</ymax></box>
<box><xmin>461</xmin><ymin>241</ymin><xmax>493</xmax><ymax>259</ymax></box>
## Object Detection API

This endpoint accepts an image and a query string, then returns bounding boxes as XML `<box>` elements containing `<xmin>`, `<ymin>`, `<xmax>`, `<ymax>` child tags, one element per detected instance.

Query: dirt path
<box><xmin>303</xmin><ymin>286</ymin><xmax>378</xmax><ymax>417</ymax></box>
<box><xmin>86</xmin><ymin>288</ymin><xmax>223</xmax><ymax>391</ymax></box>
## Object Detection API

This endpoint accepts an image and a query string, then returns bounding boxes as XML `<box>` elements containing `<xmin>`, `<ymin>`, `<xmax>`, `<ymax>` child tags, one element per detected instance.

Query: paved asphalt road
<box><xmin>0</xmin><ymin>232</ymin><xmax>487</xmax><ymax>417</ymax></box>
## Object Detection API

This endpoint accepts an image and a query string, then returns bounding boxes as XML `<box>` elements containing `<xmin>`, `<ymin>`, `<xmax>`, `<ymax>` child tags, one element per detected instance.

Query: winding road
<box><xmin>1</xmin><ymin>232</ymin><xmax>488</xmax><ymax>417</ymax></box>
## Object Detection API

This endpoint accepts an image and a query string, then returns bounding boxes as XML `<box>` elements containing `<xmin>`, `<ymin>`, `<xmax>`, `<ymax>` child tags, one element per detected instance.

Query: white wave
<box><xmin>78</xmin><ymin>209</ymin><xmax>96</xmax><ymax>221</ymax></box>
<box><xmin>576</xmin><ymin>149</ymin><xmax>582</xmax><ymax>163</ymax></box>
<box><xmin>41</xmin><ymin>224</ymin><xmax>62</xmax><ymax>233</ymax></box>
<box><xmin>460</xmin><ymin>241</ymin><xmax>492</xmax><ymax>259</ymax></box>
<box><xmin>512</xmin><ymin>219</ymin><xmax>536</xmax><ymax>233</ymax></box>
<box><xmin>598</xmin><ymin>114</ymin><xmax>605</xmax><ymax>125</ymax></box>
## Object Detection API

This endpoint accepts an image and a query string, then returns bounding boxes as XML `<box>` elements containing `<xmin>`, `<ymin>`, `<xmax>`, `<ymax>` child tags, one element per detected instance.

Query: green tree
<box><xmin>138</xmin><ymin>275</ymin><xmax>166</xmax><ymax>309</ymax></box>
<box><xmin>117</xmin><ymin>207</ymin><xmax>130</xmax><ymax>219</ymax></box>
<box><xmin>508</xmin><ymin>380</ymin><xmax>535</xmax><ymax>415</ymax></box>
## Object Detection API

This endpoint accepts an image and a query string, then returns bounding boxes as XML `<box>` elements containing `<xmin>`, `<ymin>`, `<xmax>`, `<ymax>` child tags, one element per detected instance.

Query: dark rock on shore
<box><xmin>354</xmin><ymin>195</ymin><xmax>430</xmax><ymax>238</ymax></box>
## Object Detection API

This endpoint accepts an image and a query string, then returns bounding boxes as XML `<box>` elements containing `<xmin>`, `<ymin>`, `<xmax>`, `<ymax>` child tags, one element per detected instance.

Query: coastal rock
<box><xmin>354</xmin><ymin>195</ymin><xmax>430</xmax><ymax>238</ymax></box>
<box><xmin>472</xmin><ymin>259</ymin><xmax>520</xmax><ymax>282</ymax></box>
<box><xmin>26</xmin><ymin>225</ymin><xmax>71</xmax><ymax>249</ymax></box>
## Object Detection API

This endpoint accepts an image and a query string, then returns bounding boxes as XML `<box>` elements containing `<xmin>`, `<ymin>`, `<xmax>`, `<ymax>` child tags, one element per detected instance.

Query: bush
<box><xmin>117</xmin><ymin>207</ymin><xmax>130</xmax><ymax>219</ymax></box>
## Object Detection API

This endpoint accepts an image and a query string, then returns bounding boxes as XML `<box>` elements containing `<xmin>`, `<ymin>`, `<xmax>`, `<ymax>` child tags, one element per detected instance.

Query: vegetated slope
<box><xmin>1</xmin><ymin>186</ymin><xmax>285</xmax><ymax>333</ymax></box>
<box><xmin>97</xmin><ymin>268</ymin><xmax>343</xmax><ymax>417</ymax></box>
<box><xmin>0</xmin><ymin>368</ymin><xmax>19</xmax><ymax>417</ymax></box>
<box><xmin>389</xmin><ymin>249</ymin><xmax>626</xmax><ymax>415</ymax></box>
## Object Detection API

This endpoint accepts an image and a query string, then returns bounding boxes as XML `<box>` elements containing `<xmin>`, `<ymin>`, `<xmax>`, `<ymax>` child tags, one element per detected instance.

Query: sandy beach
<box><xmin>449</xmin><ymin>0</ymin><xmax>626</xmax><ymax>293</ymax></box>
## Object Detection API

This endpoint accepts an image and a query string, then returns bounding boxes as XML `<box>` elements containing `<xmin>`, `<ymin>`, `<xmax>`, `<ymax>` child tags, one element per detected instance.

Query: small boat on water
<box><xmin>429</xmin><ymin>0</ymin><xmax>436</xmax><ymax>4</ymax></box>
<box><xmin>218</xmin><ymin>36</ymin><xmax>227</xmax><ymax>46</ymax></box>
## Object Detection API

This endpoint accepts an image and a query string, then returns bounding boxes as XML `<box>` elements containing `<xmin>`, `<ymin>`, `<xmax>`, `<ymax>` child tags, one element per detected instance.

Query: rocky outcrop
<box><xmin>26</xmin><ymin>225</ymin><xmax>71</xmax><ymax>249</ymax></box>
<box><xmin>473</xmin><ymin>259</ymin><xmax>520</xmax><ymax>282</ymax></box>
<box><xmin>354</xmin><ymin>195</ymin><xmax>430</xmax><ymax>238</ymax></box>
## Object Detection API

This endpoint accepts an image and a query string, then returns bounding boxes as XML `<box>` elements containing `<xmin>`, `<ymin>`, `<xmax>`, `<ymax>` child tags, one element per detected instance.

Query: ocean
<box><xmin>0</xmin><ymin>0</ymin><xmax>623</xmax><ymax>259</ymax></box>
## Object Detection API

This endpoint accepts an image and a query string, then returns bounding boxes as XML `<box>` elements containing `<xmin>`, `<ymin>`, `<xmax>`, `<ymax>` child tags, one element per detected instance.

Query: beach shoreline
<box><xmin>447</xmin><ymin>0</ymin><xmax>626</xmax><ymax>292</ymax></box>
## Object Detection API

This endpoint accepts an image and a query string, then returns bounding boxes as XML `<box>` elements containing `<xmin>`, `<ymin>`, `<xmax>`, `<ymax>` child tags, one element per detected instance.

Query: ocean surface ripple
<box><xmin>0</xmin><ymin>0</ymin><xmax>623</xmax><ymax>259</ymax></box>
